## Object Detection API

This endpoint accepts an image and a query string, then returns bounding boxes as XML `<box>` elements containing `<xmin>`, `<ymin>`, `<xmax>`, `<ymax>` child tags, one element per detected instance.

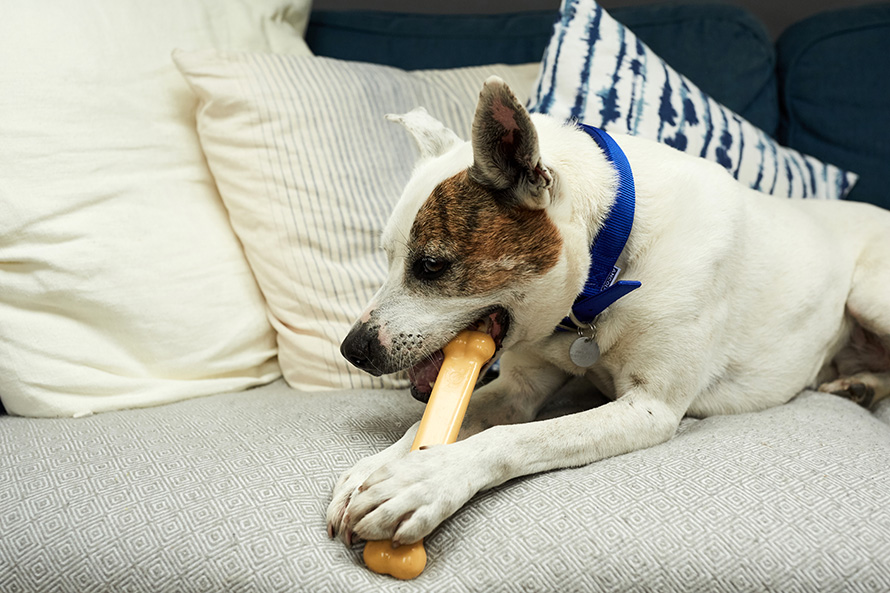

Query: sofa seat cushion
<box><xmin>776</xmin><ymin>4</ymin><xmax>890</xmax><ymax>209</ymax></box>
<box><xmin>2</xmin><ymin>382</ymin><xmax>888</xmax><ymax>591</ymax></box>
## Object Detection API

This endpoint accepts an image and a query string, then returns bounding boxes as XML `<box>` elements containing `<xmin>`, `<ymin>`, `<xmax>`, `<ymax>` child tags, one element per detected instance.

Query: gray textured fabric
<box><xmin>2</xmin><ymin>380</ymin><xmax>889</xmax><ymax>592</ymax></box>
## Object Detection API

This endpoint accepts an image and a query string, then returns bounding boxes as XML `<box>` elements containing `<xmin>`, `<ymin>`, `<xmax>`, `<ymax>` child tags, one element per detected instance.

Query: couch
<box><xmin>2</xmin><ymin>2</ymin><xmax>889</xmax><ymax>592</ymax></box>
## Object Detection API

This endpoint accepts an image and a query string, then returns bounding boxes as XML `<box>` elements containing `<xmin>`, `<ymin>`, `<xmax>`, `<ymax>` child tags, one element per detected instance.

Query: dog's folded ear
<box><xmin>386</xmin><ymin>107</ymin><xmax>463</xmax><ymax>161</ymax></box>
<box><xmin>469</xmin><ymin>76</ymin><xmax>552</xmax><ymax>210</ymax></box>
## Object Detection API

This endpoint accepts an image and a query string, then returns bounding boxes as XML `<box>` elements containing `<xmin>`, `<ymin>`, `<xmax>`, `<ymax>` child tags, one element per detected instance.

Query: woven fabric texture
<box><xmin>2</xmin><ymin>381</ymin><xmax>889</xmax><ymax>592</ymax></box>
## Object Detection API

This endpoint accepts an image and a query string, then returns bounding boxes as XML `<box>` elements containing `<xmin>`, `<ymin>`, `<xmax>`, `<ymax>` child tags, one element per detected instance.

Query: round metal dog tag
<box><xmin>569</xmin><ymin>337</ymin><xmax>600</xmax><ymax>368</ymax></box>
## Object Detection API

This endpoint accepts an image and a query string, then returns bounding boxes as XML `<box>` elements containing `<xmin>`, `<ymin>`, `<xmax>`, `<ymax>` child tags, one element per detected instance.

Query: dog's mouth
<box><xmin>407</xmin><ymin>306</ymin><xmax>510</xmax><ymax>403</ymax></box>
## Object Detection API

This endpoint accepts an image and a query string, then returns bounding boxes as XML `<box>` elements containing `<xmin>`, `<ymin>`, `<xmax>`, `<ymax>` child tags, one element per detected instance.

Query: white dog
<box><xmin>327</xmin><ymin>77</ymin><xmax>890</xmax><ymax>548</ymax></box>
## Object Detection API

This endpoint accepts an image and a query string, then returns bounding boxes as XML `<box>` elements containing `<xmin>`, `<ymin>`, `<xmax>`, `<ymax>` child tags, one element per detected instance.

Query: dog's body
<box><xmin>327</xmin><ymin>77</ymin><xmax>890</xmax><ymax>547</ymax></box>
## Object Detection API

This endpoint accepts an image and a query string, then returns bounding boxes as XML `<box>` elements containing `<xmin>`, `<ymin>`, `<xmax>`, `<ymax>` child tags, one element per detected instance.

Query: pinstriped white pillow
<box><xmin>174</xmin><ymin>51</ymin><xmax>540</xmax><ymax>391</ymax></box>
<box><xmin>529</xmin><ymin>0</ymin><xmax>857</xmax><ymax>200</ymax></box>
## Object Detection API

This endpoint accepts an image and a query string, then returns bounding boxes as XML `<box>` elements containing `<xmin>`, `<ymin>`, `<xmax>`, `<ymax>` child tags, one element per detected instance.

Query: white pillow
<box><xmin>0</xmin><ymin>1</ymin><xmax>311</xmax><ymax>417</ymax></box>
<box><xmin>529</xmin><ymin>0</ymin><xmax>857</xmax><ymax>200</ymax></box>
<box><xmin>173</xmin><ymin>51</ymin><xmax>540</xmax><ymax>391</ymax></box>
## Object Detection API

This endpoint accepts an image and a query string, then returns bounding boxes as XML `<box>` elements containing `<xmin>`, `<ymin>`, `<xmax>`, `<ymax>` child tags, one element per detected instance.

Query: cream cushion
<box><xmin>173</xmin><ymin>52</ymin><xmax>540</xmax><ymax>391</ymax></box>
<box><xmin>0</xmin><ymin>1</ymin><xmax>312</xmax><ymax>417</ymax></box>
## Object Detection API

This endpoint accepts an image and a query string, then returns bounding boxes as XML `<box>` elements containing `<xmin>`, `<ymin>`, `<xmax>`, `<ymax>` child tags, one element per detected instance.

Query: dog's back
<box><xmin>575</xmin><ymin>132</ymin><xmax>890</xmax><ymax>415</ymax></box>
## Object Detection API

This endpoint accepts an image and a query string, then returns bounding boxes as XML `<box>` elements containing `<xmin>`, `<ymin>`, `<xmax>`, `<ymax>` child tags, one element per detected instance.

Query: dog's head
<box><xmin>341</xmin><ymin>77</ymin><xmax>581</xmax><ymax>401</ymax></box>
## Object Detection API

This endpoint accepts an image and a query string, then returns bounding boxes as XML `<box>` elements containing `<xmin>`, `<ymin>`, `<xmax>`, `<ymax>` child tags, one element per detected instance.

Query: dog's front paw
<box><xmin>342</xmin><ymin>444</ymin><xmax>483</xmax><ymax>547</ymax></box>
<box><xmin>327</xmin><ymin>449</ymin><xmax>406</xmax><ymax>546</ymax></box>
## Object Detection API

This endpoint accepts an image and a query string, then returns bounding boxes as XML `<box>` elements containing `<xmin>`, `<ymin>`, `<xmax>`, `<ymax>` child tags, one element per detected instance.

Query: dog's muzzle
<box><xmin>340</xmin><ymin>323</ymin><xmax>388</xmax><ymax>377</ymax></box>
<box><xmin>341</xmin><ymin>307</ymin><xmax>510</xmax><ymax>403</ymax></box>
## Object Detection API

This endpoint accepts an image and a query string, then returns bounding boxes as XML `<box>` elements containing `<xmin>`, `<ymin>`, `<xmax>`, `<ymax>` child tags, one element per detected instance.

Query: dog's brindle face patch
<box><xmin>406</xmin><ymin>170</ymin><xmax>562</xmax><ymax>296</ymax></box>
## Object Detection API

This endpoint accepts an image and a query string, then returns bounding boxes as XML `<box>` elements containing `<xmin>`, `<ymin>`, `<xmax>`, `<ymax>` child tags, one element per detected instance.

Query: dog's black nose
<box><xmin>340</xmin><ymin>325</ymin><xmax>385</xmax><ymax>376</ymax></box>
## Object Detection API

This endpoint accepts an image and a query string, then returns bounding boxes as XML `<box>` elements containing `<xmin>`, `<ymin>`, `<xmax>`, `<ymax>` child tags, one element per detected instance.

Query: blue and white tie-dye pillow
<box><xmin>529</xmin><ymin>0</ymin><xmax>857</xmax><ymax>199</ymax></box>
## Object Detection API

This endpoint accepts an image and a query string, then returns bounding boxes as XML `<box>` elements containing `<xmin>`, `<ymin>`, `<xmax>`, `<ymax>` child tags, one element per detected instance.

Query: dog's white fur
<box><xmin>327</xmin><ymin>77</ymin><xmax>890</xmax><ymax>547</ymax></box>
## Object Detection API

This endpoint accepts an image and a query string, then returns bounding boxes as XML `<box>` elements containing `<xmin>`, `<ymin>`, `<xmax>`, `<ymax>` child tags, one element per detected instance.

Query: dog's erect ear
<box><xmin>386</xmin><ymin>107</ymin><xmax>462</xmax><ymax>160</ymax></box>
<box><xmin>469</xmin><ymin>76</ymin><xmax>552</xmax><ymax>210</ymax></box>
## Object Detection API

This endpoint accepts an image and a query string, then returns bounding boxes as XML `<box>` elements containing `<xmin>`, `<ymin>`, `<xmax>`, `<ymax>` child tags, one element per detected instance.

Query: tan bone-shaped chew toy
<box><xmin>363</xmin><ymin>330</ymin><xmax>496</xmax><ymax>580</ymax></box>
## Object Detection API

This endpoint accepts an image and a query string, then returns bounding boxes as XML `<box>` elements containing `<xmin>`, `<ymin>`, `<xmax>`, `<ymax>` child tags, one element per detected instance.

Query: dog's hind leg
<box><xmin>819</xmin><ymin>321</ymin><xmax>890</xmax><ymax>408</ymax></box>
<box><xmin>820</xmin><ymin>371</ymin><xmax>890</xmax><ymax>408</ymax></box>
<box><xmin>819</xmin><ymin>231</ymin><xmax>890</xmax><ymax>408</ymax></box>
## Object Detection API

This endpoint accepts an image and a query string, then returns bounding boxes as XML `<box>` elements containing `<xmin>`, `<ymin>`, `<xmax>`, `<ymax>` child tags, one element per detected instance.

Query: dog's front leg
<box><xmin>328</xmin><ymin>349</ymin><xmax>567</xmax><ymax>546</ymax></box>
<box><xmin>343</xmin><ymin>388</ymin><xmax>684</xmax><ymax>546</ymax></box>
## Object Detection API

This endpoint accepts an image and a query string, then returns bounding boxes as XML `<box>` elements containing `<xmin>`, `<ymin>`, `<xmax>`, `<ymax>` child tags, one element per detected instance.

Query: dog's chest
<box><xmin>539</xmin><ymin>332</ymin><xmax>619</xmax><ymax>398</ymax></box>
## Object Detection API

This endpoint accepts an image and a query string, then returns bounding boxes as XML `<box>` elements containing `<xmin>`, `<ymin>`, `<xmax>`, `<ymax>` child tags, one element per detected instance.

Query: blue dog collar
<box><xmin>556</xmin><ymin>124</ymin><xmax>641</xmax><ymax>333</ymax></box>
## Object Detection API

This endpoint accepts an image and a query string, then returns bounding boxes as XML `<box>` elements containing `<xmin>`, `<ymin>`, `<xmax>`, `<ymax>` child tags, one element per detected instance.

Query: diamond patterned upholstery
<box><xmin>2</xmin><ymin>381</ymin><xmax>888</xmax><ymax>591</ymax></box>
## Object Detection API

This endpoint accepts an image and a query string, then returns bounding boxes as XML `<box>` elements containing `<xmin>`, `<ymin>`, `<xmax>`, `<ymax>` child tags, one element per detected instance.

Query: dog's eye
<box><xmin>412</xmin><ymin>256</ymin><xmax>451</xmax><ymax>281</ymax></box>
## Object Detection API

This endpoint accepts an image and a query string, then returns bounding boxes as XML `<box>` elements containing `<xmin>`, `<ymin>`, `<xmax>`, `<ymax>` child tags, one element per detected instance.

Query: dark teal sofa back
<box><xmin>307</xmin><ymin>3</ymin><xmax>889</xmax><ymax>209</ymax></box>
<box><xmin>777</xmin><ymin>4</ymin><xmax>890</xmax><ymax>208</ymax></box>
<box><xmin>306</xmin><ymin>5</ymin><xmax>778</xmax><ymax>135</ymax></box>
